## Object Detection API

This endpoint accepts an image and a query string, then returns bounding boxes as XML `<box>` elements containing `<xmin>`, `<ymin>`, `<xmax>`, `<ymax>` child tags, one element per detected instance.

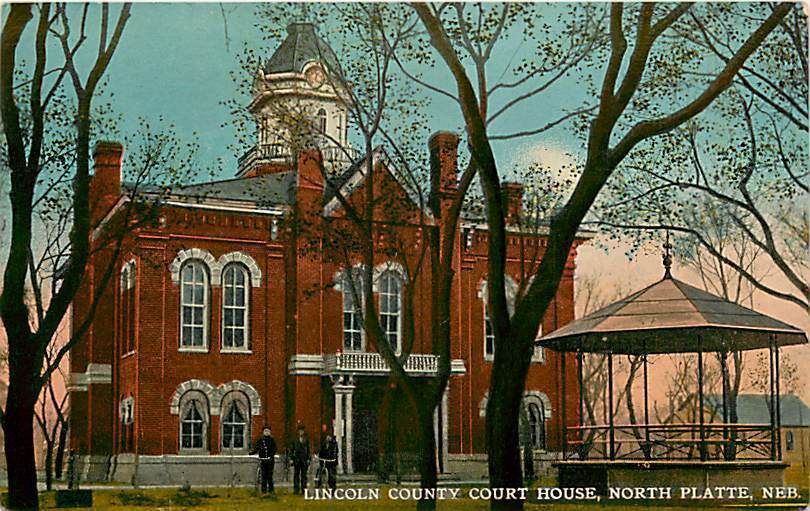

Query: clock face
<box><xmin>305</xmin><ymin>65</ymin><xmax>326</xmax><ymax>88</ymax></box>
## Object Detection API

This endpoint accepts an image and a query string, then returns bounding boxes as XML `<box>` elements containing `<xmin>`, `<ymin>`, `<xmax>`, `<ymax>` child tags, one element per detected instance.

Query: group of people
<box><xmin>249</xmin><ymin>424</ymin><xmax>339</xmax><ymax>494</ymax></box>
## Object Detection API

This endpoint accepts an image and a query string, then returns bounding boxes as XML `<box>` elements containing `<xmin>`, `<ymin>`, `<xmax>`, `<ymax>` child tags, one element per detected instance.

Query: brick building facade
<box><xmin>68</xmin><ymin>22</ymin><xmax>586</xmax><ymax>484</ymax></box>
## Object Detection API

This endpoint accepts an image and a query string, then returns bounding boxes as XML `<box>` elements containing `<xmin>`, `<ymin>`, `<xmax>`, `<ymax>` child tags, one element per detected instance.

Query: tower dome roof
<box><xmin>263</xmin><ymin>22</ymin><xmax>342</xmax><ymax>76</ymax></box>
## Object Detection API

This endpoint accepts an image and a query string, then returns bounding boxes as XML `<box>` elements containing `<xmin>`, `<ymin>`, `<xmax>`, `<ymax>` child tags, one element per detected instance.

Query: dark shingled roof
<box><xmin>168</xmin><ymin>172</ymin><xmax>297</xmax><ymax>208</ymax></box>
<box><xmin>539</xmin><ymin>276</ymin><xmax>808</xmax><ymax>354</ymax></box>
<box><xmin>708</xmin><ymin>395</ymin><xmax>810</xmax><ymax>426</ymax></box>
<box><xmin>264</xmin><ymin>22</ymin><xmax>342</xmax><ymax>75</ymax></box>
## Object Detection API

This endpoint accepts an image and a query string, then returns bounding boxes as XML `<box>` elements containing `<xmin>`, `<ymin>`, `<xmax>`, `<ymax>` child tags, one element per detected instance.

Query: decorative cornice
<box><xmin>68</xmin><ymin>363</ymin><xmax>112</xmax><ymax>392</ymax></box>
<box><xmin>288</xmin><ymin>354</ymin><xmax>325</xmax><ymax>375</ymax></box>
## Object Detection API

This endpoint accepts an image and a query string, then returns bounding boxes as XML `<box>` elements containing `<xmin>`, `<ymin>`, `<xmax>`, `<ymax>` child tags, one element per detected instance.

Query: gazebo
<box><xmin>538</xmin><ymin>253</ymin><xmax>808</xmax><ymax>492</ymax></box>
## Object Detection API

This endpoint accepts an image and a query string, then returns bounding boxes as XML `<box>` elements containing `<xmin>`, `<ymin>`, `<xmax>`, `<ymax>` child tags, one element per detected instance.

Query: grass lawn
<box><xmin>26</xmin><ymin>486</ymin><xmax>808</xmax><ymax>510</ymax></box>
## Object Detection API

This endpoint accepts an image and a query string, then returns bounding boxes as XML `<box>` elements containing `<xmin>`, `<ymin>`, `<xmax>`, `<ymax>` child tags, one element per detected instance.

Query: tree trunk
<box><xmin>416</xmin><ymin>400</ymin><xmax>438</xmax><ymax>511</ymax></box>
<box><xmin>54</xmin><ymin>423</ymin><xmax>68</xmax><ymax>480</ymax></box>
<box><xmin>486</xmin><ymin>344</ymin><xmax>530</xmax><ymax>511</ymax></box>
<box><xmin>4</xmin><ymin>387</ymin><xmax>39</xmax><ymax>510</ymax></box>
<box><xmin>44</xmin><ymin>443</ymin><xmax>53</xmax><ymax>491</ymax></box>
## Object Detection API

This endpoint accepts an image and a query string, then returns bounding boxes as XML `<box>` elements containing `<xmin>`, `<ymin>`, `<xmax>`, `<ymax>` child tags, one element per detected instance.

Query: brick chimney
<box><xmin>297</xmin><ymin>149</ymin><xmax>324</xmax><ymax>192</ymax></box>
<box><xmin>91</xmin><ymin>141</ymin><xmax>123</xmax><ymax>223</ymax></box>
<box><xmin>502</xmin><ymin>181</ymin><xmax>523</xmax><ymax>224</ymax></box>
<box><xmin>428</xmin><ymin>131</ymin><xmax>459</xmax><ymax>216</ymax></box>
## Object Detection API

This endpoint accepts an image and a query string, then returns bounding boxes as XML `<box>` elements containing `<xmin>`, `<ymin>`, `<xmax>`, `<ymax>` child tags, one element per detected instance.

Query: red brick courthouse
<box><xmin>69</xmin><ymin>22</ymin><xmax>587</xmax><ymax>484</ymax></box>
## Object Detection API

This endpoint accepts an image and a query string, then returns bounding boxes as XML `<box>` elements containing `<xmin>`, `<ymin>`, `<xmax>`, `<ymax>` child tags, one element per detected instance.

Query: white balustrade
<box><xmin>324</xmin><ymin>352</ymin><xmax>439</xmax><ymax>375</ymax></box>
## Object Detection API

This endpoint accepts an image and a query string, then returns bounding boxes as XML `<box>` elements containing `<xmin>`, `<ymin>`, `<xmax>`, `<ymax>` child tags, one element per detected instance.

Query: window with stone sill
<box><xmin>180</xmin><ymin>260</ymin><xmax>209</xmax><ymax>350</ymax></box>
<box><xmin>342</xmin><ymin>281</ymin><xmax>364</xmax><ymax>352</ymax></box>
<box><xmin>378</xmin><ymin>271</ymin><xmax>402</xmax><ymax>355</ymax></box>
<box><xmin>179</xmin><ymin>391</ymin><xmax>209</xmax><ymax>453</ymax></box>
<box><xmin>526</xmin><ymin>401</ymin><xmax>547</xmax><ymax>451</ymax></box>
<box><xmin>480</xmin><ymin>277</ymin><xmax>517</xmax><ymax>362</ymax></box>
<box><xmin>532</xmin><ymin>324</ymin><xmax>545</xmax><ymax>363</ymax></box>
<box><xmin>221</xmin><ymin>393</ymin><xmax>250</xmax><ymax>451</ymax></box>
<box><xmin>120</xmin><ymin>261</ymin><xmax>137</xmax><ymax>354</ymax></box>
<box><xmin>221</xmin><ymin>263</ymin><xmax>249</xmax><ymax>352</ymax></box>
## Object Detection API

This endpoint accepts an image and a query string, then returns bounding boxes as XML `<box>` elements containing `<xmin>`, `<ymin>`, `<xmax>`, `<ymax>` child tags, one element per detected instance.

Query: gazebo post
<box><xmin>697</xmin><ymin>341</ymin><xmax>707</xmax><ymax>461</ymax></box>
<box><xmin>577</xmin><ymin>348</ymin><xmax>584</xmax><ymax>458</ymax></box>
<box><xmin>720</xmin><ymin>350</ymin><xmax>729</xmax><ymax>459</ymax></box>
<box><xmin>607</xmin><ymin>350</ymin><xmax>615</xmax><ymax>460</ymax></box>
<box><xmin>774</xmin><ymin>336</ymin><xmax>782</xmax><ymax>461</ymax></box>
<box><xmin>769</xmin><ymin>338</ymin><xmax>776</xmax><ymax>461</ymax></box>
<box><xmin>561</xmin><ymin>349</ymin><xmax>567</xmax><ymax>459</ymax></box>
<box><xmin>643</xmin><ymin>352</ymin><xmax>650</xmax><ymax>458</ymax></box>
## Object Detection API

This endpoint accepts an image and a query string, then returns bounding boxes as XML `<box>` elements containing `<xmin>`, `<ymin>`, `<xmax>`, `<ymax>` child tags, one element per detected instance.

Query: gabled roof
<box><xmin>707</xmin><ymin>394</ymin><xmax>810</xmax><ymax>426</ymax></box>
<box><xmin>540</xmin><ymin>275</ymin><xmax>808</xmax><ymax>354</ymax></box>
<box><xmin>322</xmin><ymin>147</ymin><xmax>434</xmax><ymax>222</ymax></box>
<box><xmin>323</xmin><ymin>151</ymin><xmax>370</xmax><ymax>205</ymax></box>
<box><xmin>264</xmin><ymin>22</ymin><xmax>342</xmax><ymax>75</ymax></box>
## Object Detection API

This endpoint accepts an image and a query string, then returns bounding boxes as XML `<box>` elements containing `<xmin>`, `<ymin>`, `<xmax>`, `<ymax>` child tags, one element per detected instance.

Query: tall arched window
<box><xmin>480</xmin><ymin>277</ymin><xmax>517</xmax><ymax>361</ymax></box>
<box><xmin>179</xmin><ymin>392</ymin><xmax>209</xmax><ymax>452</ymax></box>
<box><xmin>484</xmin><ymin>312</ymin><xmax>495</xmax><ymax>360</ymax></box>
<box><xmin>180</xmin><ymin>261</ymin><xmax>209</xmax><ymax>349</ymax></box>
<box><xmin>342</xmin><ymin>281</ymin><xmax>363</xmax><ymax>352</ymax></box>
<box><xmin>222</xmin><ymin>264</ymin><xmax>249</xmax><ymax>351</ymax></box>
<box><xmin>379</xmin><ymin>271</ymin><xmax>401</xmax><ymax>354</ymax></box>
<box><xmin>317</xmin><ymin>108</ymin><xmax>327</xmax><ymax>134</ymax></box>
<box><xmin>221</xmin><ymin>393</ymin><xmax>249</xmax><ymax>451</ymax></box>
<box><xmin>120</xmin><ymin>262</ymin><xmax>136</xmax><ymax>354</ymax></box>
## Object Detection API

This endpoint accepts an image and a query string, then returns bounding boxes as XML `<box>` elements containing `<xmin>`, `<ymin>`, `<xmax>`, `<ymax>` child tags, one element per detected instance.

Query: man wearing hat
<box><xmin>291</xmin><ymin>424</ymin><xmax>310</xmax><ymax>494</ymax></box>
<box><xmin>250</xmin><ymin>426</ymin><xmax>277</xmax><ymax>493</ymax></box>
<box><xmin>317</xmin><ymin>430</ymin><xmax>339</xmax><ymax>490</ymax></box>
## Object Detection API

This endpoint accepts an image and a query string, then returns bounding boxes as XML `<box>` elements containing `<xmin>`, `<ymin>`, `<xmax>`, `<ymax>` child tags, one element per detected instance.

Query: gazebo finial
<box><xmin>662</xmin><ymin>230</ymin><xmax>673</xmax><ymax>278</ymax></box>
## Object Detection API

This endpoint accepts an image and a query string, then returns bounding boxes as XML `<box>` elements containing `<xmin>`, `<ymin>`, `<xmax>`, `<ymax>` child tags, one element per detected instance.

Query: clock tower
<box><xmin>238</xmin><ymin>22</ymin><xmax>354</xmax><ymax>177</ymax></box>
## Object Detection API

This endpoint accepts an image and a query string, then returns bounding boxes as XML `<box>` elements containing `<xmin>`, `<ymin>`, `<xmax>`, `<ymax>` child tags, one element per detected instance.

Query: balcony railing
<box><xmin>324</xmin><ymin>352</ymin><xmax>438</xmax><ymax>375</ymax></box>
<box><xmin>238</xmin><ymin>144</ymin><xmax>360</xmax><ymax>175</ymax></box>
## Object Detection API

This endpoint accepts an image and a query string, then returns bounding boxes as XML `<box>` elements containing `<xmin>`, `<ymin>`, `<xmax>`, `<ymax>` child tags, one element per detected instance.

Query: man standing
<box><xmin>291</xmin><ymin>424</ymin><xmax>310</xmax><ymax>494</ymax></box>
<box><xmin>250</xmin><ymin>426</ymin><xmax>277</xmax><ymax>494</ymax></box>
<box><xmin>317</xmin><ymin>432</ymin><xmax>339</xmax><ymax>490</ymax></box>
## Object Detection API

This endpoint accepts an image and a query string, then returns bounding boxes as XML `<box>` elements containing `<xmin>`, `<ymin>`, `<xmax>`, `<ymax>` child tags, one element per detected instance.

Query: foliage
<box><xmin>594</xmin><ymin>3</ymin><xmax>809</xmax><ymax>311</ymax></box>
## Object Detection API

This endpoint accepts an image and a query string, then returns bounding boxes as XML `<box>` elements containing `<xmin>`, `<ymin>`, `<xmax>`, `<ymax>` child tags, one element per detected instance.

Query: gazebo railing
<box><xmin>565</xmin><ymin>423</ymin><xmax>775</xmax><ymax>461</ymax></box>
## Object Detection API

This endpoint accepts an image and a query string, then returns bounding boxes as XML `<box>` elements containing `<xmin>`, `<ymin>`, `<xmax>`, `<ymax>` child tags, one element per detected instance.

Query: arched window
<box><xmin>317</xmin><ymin>108</ymin><xmax>327</xmax><ymax>134</ymax></box>
<box><xmin>484</xmin><ymin>313</ymin><xmax>495</xmax><ymax>360</ymax></box>
<box><xmin>221</xmin><ymin>393</ymin><xmax>250</xmax><ymax>451</ymax></box>
<box><xmin>527</xmin><ymin>401</ymin><xmax>547</xmax><ymax>451</ymax></box>
<box><xmin>119</xmin><ymin>396</ymin><xmax>135</xmax><ymax>453</ymax></box>
<box><xmin>222</xmin><ymin>263</ymin><xmax>249</xmax><ymax>351</ymax></box>
<box><xmin>179</xmin><ymin>392</ymin><xmax>209</xmax><ymax>452</ymax></box>
<box><xmin>532</xmin><ymin>324</ymin><xmax>545</xmax><ymax>363</ymax></box>
<box><xmin>378</xmin><ymin>271</ymin><xmax>401</xmax><ymax>354</ymax></box>
<box><xmin>480</xmin><ymin>277</ymin><xmax>517</xmax><ymax>361</ymax></box>
<box><xmin>342</xmin><ymin>281</ymin><xmax>363</xmax><ymax>352</ymax></box>
<box><xmin>786</xmin><ymin>430</ymin><xmax>795</xmax><ymax>451</ymax></box>
<box><xmin>120</xmin><ymin>262</ymin><xmax>136</xmax><ymax>354</ymax></box>
<box><xmin>180</xmin><ymin>260</ymin><xmax>209</xmax><ymax>349</ymax></box>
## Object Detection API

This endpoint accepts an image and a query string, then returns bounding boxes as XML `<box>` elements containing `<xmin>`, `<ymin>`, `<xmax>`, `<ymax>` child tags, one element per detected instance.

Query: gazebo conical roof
<box><xmin>539</xmin><ymin>275</ymin><xmax>808</xmax><ymax>354</ymax></box>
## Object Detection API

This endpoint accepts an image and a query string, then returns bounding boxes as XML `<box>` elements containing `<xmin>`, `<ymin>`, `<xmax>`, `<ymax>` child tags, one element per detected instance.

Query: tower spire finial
<box><xmin>662</xmin><ymin>230</ymin><xmax>673</xmax><ymax>279</ymax></box>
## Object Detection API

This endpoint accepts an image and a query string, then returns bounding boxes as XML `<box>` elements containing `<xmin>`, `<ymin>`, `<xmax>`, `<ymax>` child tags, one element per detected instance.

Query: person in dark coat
<box><xmin>291</xmin><ymin>424</ymin><xmax>310</xmax><ymax>494</ymax></box>
<box><xmin>250</xmin><ymin>426</ymin><xmax>277</xmax><ymax>493</ymax></box>
<box><xmin>316</xmin><ymin>432</ymin><xmax>339</xmax><ymax>489</ymax></box>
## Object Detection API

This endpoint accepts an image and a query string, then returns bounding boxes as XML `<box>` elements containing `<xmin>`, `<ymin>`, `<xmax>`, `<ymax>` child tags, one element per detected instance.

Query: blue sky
<box><xmin>3</xmin><ymin>3</ymin><xmax>586</xmax><ymax>183</ymax></box>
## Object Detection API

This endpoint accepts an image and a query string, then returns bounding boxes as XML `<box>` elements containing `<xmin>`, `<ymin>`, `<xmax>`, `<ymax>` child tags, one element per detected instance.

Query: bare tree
<box><xmin>1</xmin><ymin>5</ymin><xmax>208</xmax><ymax>507</ymax></box>
<box><xmin>415</xmin><ymin>3</ymin><xmax>795</xmax><ymax>508</ymax></box>
<box><xmin>596</xmin><ymin>4</ymin><xmax>809</xmax><ymax>311</ymax></box>
<box><xmin>1</xmin><ymin>5</ymin><xmax>131</xmax><ymax>507</ymax></box>
<box><xmin>34</xmin><ymin>343</ymin><xmax>68</xmax><ymax>491</ymax></box>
